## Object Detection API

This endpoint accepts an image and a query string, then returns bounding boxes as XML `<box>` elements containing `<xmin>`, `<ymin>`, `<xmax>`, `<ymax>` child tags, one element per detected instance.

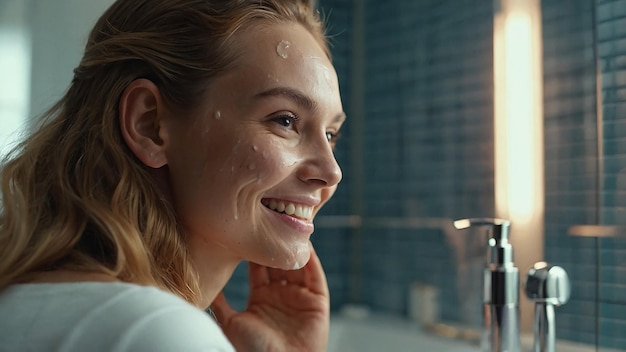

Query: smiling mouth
<box><xmin>262</xmin><ymin>198</ymin><xmax>314</xmax><ymax>221</ymax></box>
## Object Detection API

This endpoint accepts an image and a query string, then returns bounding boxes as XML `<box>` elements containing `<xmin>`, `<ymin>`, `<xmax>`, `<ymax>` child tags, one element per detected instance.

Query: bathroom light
<box><xmin>494</xmin><ymin>0</ymin><xmax>543</xmax><ymax>225</ymax></box>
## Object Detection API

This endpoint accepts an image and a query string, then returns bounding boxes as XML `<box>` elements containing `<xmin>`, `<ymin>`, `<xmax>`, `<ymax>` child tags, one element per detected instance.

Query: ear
<box><xmin>119</xmin><ymin>79</ymin><xmax>169</xmax><ymax>168</ymax></box>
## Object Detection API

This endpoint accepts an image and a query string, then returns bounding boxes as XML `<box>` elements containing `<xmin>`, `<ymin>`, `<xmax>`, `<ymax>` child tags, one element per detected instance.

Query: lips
<box><xmin>262</xmin><ymin>198</ymin><xmax>314</xmax><ymax>221</ymax></box>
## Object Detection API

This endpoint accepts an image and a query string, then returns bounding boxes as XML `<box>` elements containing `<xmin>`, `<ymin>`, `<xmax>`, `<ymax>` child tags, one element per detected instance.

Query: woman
<box><xmin>0</xmin><ymin>0</ymin><xmax>345</xmax><ymax>351</ymax></box>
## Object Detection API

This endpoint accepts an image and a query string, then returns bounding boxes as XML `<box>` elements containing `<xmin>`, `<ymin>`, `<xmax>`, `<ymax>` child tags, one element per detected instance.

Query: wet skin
<box><xmin>161</xmin><ymin>21</ymin><xmax>345</xmax><ymax>288</ymax></box>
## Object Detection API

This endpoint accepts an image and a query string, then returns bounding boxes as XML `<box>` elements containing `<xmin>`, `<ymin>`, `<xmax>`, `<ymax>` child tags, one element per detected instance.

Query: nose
<box><xmin>298</xmin><ymin>139</ymin><xmax>342</xmax><ymax>187</ymax></box>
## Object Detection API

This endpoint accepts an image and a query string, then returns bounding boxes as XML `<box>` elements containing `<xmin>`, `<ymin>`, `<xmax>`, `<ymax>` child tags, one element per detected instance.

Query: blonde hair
<box><xmin>0</xmin><ymin>0</ymin><xmax>328</xmax><ymax>306</ymax></box>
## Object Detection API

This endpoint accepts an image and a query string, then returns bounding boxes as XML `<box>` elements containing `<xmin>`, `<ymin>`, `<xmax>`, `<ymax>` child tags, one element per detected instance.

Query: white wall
<box><xmin>0</xmin><ymin>0</ymin><xmax>115</xmax><ymax>156</ymax></box>
<box><xmin>0</xmin><ymin>0</ymin><xmax>30</xmax><ymax>155</ymax></box>
<box><xmin>29</xmin><ymin>0</ymin><xmax>116</xmax><ymax>118</ymax></box>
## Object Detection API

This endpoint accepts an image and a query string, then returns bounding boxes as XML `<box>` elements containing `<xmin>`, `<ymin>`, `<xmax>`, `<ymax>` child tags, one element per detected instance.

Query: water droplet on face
<box><xmin>252</xmin><ymin>145</ymin><xmax>258</xmax><ymax>152</ymax></box>
<box><xmin>234</xmin><ymin>213</ymin><xmax>238</xmax><ymax>220</ymax></box>
<box><xmin>323</xmin><ymin>68</ymin><xmax>332</xmax><ymax>85</ymax></box>
<box><xmin>276</xmin><ymin>40</ymin><xmax>291</xmax><ymax>59</ymax></box>
<box><xmin>282</xmin><ymin>155</ymin><xmax>299</xmax><ymax>167</ymax></box>
<box><xmin>214</xmin><ymin>110</ymin><xmax>222</xmax><ymax>120</ymax></box>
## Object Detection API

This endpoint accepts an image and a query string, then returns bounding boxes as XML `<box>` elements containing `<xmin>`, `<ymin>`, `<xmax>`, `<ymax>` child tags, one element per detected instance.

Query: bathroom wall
<box><xmin>0</xmin><ymin>0</ymin><xmax>115</xmax><ymax>149</ymax></box>
<box><xmin>0</xmin><ymin>1</ymin><xmax>30</xmax><ymax>155</ymax></box>
<box><xmin>596</xmin><ymin>0</ymin><xmax>626</xmax><ymax>347</ymax></box>
<box><xmin>28</xmin><ymin>0</ymin><xmax>116</xmax><ymax>118</ymax></box>
<box><xmin>543</xmin><ymin>0</ymin><xmax>626</xmax><ymax>349</ymax></box>
<box><xmin>542</xmin><ymin>0</ymin><xmax>599</xmax><ymax>346</ymax></box>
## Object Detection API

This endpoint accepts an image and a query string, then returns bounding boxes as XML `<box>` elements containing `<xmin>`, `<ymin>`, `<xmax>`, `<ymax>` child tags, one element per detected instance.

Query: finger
<box><xmin>283</xmin><ymin>266</ymin><xmax>307</xmax><ymax>286</ymax></box>
<box><xmin>248</xmin><ymin>261</ymin><xmax>271</xmax><ymax>288</ymax></box>
<box><xmin>266</xmin><ymin>265</ymin><xmax>307</xmax><ymax>287</ymax></box>
<box><xmin>267</xmin><ymin>265</ymin><xmax>290</xmax><ymax>283</ymax></box>
<box><xmin>210</xmin><ymin>292</ymin><xmax>236</xmax><ymax>325</ymax></box>
<box><xmin>303</xmin><ymin>241</ymin><xmax>329</xmax><ymax>296</ymax></box>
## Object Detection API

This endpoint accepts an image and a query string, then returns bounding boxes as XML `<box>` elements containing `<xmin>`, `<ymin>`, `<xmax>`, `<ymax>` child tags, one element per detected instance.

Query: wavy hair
<box><xmin>0</xmin><ymin>0</ymin><xmax>328</xmax><ymax>306</ymax></box>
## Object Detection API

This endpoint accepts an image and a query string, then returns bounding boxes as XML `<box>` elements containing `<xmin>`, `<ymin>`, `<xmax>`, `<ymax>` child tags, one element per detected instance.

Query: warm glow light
<box><xmin>494</xmin><ymin>0</ymin><xmax>543</xmax><ymax>225</ymax></box>
<box><xmin>504</xmin><ymin>13</ymin><xmax>534</xmax><ymax>221</ymax></box>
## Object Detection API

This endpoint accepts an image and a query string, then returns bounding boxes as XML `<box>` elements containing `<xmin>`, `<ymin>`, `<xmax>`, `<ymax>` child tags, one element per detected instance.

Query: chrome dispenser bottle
<box><xmin>454</xmin><ymin>218</ymin><xmax>520</xmax><ymax>352</ymax></box>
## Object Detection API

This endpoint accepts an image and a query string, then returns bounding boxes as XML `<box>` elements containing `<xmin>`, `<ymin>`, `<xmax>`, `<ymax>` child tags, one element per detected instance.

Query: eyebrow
<box><xmin>255</xmin><ymin>86</ymin><xmax>346</xmax><ymax>123</ymax></box>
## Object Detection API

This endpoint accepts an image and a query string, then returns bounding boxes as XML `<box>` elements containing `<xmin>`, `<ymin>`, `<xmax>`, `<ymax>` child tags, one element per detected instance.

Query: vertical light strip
<box><xmin>494</xmin><ymin>0</ymin><xmax>543</xmax><ymax>332</ymax></box>
<box><xmin>504</xmin><ymin>13</ymin><xmax>534</xmax><ymax>221</ymax></box>
<box><xmin>495</xmin><ymin>0</ymin><xmax>543</xmax><ymax>225</ymax></box>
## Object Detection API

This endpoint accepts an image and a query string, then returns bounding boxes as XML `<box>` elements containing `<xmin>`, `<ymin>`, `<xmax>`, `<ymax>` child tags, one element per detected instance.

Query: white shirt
<box><xmin>0</xmin><ymin>281</ymin><xmax>235</xmax><ymax>352</ymax></box>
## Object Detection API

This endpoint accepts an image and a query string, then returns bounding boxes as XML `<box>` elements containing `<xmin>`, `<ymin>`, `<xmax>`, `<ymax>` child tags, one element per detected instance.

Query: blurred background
<box><xmin>2</xmin><ymin>0</ymin><xmax>626</xmax><ymax>351</ymax></box>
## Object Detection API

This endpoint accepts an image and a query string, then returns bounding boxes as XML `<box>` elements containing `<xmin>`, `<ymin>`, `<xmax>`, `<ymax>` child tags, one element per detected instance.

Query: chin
<box><xmin>273</xmin><ymin>244</ymin><xmax>311</xmax><ymax>270</ymax></box>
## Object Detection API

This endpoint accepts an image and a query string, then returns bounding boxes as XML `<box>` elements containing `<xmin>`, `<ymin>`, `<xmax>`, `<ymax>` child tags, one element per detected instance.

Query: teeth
<box><xmin>265</xmin><ymin>200</ymin><xmax>313</xmax><ymax>220</ymax></box>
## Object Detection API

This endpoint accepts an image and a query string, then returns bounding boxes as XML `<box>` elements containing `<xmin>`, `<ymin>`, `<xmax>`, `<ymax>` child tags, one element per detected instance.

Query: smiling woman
<box><xmin>0</xmin><ymin>1</ymin><xmax>345</xmax><ymax>351</ymax></box>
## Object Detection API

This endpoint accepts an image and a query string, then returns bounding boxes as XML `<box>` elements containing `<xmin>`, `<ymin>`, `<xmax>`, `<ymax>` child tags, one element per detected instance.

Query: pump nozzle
<box><xmin>454</xmin><ymin>217</ymin><xmax>514</xmax><ymax>267</ymax></box>
<box><xmin>453</xmin><ymin>217</ymin><xmax>511</xmax><ymax>241</ymax></box>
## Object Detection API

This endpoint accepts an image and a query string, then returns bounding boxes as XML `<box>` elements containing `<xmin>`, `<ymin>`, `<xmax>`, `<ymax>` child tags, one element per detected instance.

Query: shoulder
<box><xmin>1</xmin><ymin>282</ymin><xmax>234</xmax><ymax>352</ymax></box>
<box><xmin>106</xmin><ymin>283</ymin><xmax>235</xmax><ymax>351</ymax></box>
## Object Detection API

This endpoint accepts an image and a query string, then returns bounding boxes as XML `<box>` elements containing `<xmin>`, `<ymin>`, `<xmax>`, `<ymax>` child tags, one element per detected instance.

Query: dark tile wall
<box><xmin>544</xmin><ymin>0</ymin><xmax>626</xmax><ymax>349</ymax></box>
<box><xmin>542</xmin><ymin>0</ymin><xmax>600</xmax><ymax>346</ymax></box>
<box><xmin>597</xmin><ymin>0</ymin><xmax>626</xmax><ymax>349</ymax></box>
<box><xmin>358</xmin><ymin>0</ymin><xmax>495</xmax><ymax>323</ymax></box>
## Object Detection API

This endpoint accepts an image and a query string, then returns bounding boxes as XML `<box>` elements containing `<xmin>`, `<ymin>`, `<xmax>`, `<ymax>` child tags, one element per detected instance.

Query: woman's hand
<box><xmin>211</xmin><ymin>242</ymin><xmax>330</xmax><ymax>352</ymax></box>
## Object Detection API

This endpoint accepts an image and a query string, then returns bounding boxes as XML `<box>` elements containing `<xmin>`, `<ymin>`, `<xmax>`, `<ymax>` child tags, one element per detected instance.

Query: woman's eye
<box><xmin>326</xmin><ymin>131</ymin><xmax>342</xmax><ymax>145</ymax></box>
<box><xmin>325</xmin><ymin>132</ymin><xmax>334</xmax><ymax>141</ymax></box>
<box><xmin>272</xmin><ymin>114</ymin><xmax>298</xmax><ymax>128</ymax></box>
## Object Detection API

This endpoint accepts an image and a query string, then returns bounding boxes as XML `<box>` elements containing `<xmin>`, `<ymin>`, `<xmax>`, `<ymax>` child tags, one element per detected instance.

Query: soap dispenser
<box><xmin>454</xmin><ymin>218</ymin><xmax>521</xmax><ymax>352</ymax></box>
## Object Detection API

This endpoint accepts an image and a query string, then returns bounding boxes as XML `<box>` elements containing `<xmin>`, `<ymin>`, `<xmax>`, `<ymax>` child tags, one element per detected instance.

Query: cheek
<box><xmin>236</xmin><ymin>140</ymin><xmax>301</xmax><ymax>184</ymax></box>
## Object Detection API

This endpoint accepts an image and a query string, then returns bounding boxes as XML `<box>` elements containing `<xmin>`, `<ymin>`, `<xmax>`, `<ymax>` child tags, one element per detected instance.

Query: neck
<box><xmin>188</xmin><ymin>246</ymin><xmax>241</xmax><ymax>309</ymax></box>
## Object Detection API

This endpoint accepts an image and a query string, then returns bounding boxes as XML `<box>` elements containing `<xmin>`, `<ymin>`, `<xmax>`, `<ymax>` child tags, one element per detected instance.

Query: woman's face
<box><xmin>163</xmin><ymin>22</ymin><xmax>344</xmax><ymax>270</ymax></box>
